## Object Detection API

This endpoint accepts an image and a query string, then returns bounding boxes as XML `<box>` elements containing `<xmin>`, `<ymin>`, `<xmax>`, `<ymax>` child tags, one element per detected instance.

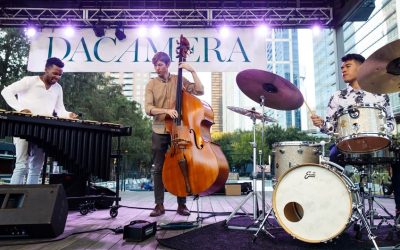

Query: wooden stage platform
<box><xmin>0</xmin><ymin>190</ymin><xmax>397</xmax><ymax>250</ymax></box>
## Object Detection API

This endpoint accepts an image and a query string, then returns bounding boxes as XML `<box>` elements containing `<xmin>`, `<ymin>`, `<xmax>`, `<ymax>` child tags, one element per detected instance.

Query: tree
<box><xmin>213</xmin><ymin>124</ymin><xmax>320</xmax><ymax>174</ymax></box>
<box><xmin>0</xmin><ymin>28</ymin><xmax>30</xmax><ymax>109</ymax></box>
<box><xmin>61</xmin><ymin>73</ymin><xmax>153</xmax><ymax>178</ymax></box>
<box><xmin>0</xmin><ymin>28</ymin><xmax>153</xmax><ymax>178</ymax></box>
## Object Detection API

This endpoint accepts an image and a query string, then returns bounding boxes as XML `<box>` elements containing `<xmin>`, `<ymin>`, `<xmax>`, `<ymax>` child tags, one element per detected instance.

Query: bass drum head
<box><xmin>272</xmin><ymin>164</ymin><xmax>352</xmax><ymax>243</ymax></box>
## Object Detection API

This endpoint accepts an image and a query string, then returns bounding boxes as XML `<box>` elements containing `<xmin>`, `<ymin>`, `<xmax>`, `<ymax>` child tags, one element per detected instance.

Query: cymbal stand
<box><xmin>252</xmin><ymin>96</ymin><xmax>277</xmax><ymax>241</ymax></box>
<box><xmin>226</xmin><ymin>110</ymin><xmax>265</xmax><ymax>229</ymax></box>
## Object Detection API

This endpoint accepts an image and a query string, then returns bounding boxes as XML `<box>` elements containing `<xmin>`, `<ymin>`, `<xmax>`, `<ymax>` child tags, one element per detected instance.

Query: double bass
<box><xmin>162</xmin><ymin>35</ymin><xmax>229</xmax><ymax>197</ymax></box>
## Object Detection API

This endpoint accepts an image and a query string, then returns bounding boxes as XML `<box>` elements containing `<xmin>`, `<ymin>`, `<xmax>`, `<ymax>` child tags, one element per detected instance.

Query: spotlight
<box><xmin>93</xmin><ymin>24</ymin><xmax>105</xmax><ymax>37</ymax></box>
<box><xmin>25</xmin><ymin>26</ymin><xmax>37</xmax><ymax>38</ymax></box>
<box><xmin>115</xmin><ymin>27</ymin><xmax>126</xmax><ymax>41</ymax></box>
<box><xmin>312</xmin><ymin>23</ymin><xmax>321</xmax><ymax>36</ymax></box>
<box><xmin>64</xmin><ymin>25</ymin><xmax>75</xmax><ymax>37</ymax></box>
<box><xmin>219</xmin><ymin>25</ymin><xmax>230</xmax><ymax>38</ymax></box>
<box><xmin>150</xmin><ymin>25</ymin><xmax>160</xmax><ymax>37</ymax></box>
<box><xmin>137</xmin><ymin>26</ymin><xmax>148</xmax><ymax>37</ymax></box>
<box><xmin>256</xmin><ymin>24</ymin><xmax>270</xmax><ymax>36</ymax></box>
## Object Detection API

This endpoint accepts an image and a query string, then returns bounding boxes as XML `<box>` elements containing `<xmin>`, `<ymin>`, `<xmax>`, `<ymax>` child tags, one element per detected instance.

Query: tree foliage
<box><xmin>0</xmin><ymin>28</ymin><xmax>152</xmax><ymax>178</ymax></box>
<box><xmin>0</xmin><ymin>29</ymin><xmax>29</xmax><ymax>108</ymax></box>
<box><xmin>213</xmin><ymin>124</ymin><xmax>319</xmax><ymax>174</ymax></box>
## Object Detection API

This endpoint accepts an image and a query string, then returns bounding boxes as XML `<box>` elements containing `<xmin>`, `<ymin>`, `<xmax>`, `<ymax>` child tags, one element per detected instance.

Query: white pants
<box><xmin>10</xmin><ymin>138</ymin><xmax>45</xmax><ymax>184</ymax></box>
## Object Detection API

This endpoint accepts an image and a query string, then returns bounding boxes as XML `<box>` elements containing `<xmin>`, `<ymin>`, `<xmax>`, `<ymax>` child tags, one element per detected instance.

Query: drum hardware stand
<box><xmin>320</xmin><ymin>160</ymin><xmax>380</xmax><ymax>249</ymax></box>
<box><xmin>358</xmin><ymin>164</ymin><xmax>396</xmax><ymax>229</ymax></box>
<box><xmin>225</xmin><ymin>111</ymin><xmax>260</xmax><ymax>225</ymax></box>
<box><xmin>226</xmin><ymin>97</ymin><xmax>275</xmax><ymax>238</ymax></box>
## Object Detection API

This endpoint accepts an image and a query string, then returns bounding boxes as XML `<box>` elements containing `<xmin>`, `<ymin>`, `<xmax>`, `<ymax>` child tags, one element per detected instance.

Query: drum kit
<box><xmin>225</xmin><ymin>40</ymin><xmax>400</xmax><ymax>249</ymax></box>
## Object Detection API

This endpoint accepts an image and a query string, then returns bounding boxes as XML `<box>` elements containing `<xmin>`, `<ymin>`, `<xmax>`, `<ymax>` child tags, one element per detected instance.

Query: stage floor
<box><xmin>0</xmin><ymin>190</ymin><xmax>397</xmax><ymax>250</ymax></box>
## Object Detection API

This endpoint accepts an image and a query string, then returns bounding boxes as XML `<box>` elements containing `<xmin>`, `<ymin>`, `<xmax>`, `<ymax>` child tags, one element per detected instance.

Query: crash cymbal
<box><xmin>227</xmin><ymin>106</ymin><xmax>277</xmax><ymax>123</ymax></box>
<box><xmin>236</xmin><ymin>69</ymin><xmax>304</xmax><ymax>110</ymax></box>
<box><xmin>358</xmin><ymin>39</ymin><xmax>400</xmax><ymax>94</ymax></box>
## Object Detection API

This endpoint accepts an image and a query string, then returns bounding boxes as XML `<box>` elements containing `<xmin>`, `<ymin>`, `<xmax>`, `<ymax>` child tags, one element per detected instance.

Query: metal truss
<box><xmin>0</xmin><ymin>7</ymin><xmax>333</xmax><ymax>28</ymax></box>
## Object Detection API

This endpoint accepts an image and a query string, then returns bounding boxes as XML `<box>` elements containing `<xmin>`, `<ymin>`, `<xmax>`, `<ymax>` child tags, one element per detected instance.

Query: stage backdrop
<box><xmin>27</xmin><ymin>28</ymin><xmax>267</xmax><ymax>73</ymax></box>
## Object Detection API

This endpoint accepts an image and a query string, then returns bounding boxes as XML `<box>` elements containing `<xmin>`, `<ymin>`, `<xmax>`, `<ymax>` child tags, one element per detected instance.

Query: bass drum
<box><xmin>272</xmin><ymin>163</ymin><xmax>357</xmax><ymax>243</ymax></box>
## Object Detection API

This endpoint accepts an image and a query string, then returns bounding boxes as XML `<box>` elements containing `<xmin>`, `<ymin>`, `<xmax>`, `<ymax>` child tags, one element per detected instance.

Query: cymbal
<box><xmin>236</xmin><ymin>69</ymin><xmax>304</xmax><ymax>110</ymax></box>
<box><xmin>227</xmin><ymin>106</ymin><xmax>277</xmax><ymax>123</ymax></box>
<box><xmin>358</xmin><ymin>39</ymin><xmax>400</xmax><ymax>94</ymax></box>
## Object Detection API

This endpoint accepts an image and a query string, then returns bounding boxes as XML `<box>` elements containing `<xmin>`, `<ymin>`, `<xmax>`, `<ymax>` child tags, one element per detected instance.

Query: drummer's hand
<box><xmin>166</xmin><ymin>109</ymin><xmax>179</xmax><ymax>119</ymax></box>
<box><xmin>179</xmin><ymin>62</ymin><xmax>195</xmax><ymax>73</ymax></box>
<box><xmin>311</xmin><ymin>114</ymin><xmax>324</xmax><ymax>128</ymax></box>
<box><xmin>19</xmin><ymin>109</ymin><xmax>32</xmax><ymax>114</ymax></box>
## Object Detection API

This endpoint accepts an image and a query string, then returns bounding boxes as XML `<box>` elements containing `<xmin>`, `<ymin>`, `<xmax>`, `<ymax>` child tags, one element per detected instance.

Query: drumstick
<box><xmin>303</xmin><ymin>100</ymin><xmax>315</xmax><ymax>115</ymax></box>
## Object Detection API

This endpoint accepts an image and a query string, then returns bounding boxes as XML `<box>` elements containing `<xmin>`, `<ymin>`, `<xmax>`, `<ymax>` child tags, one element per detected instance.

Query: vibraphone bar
<box><xmin>0</xmin><ymin>110</ymin><xmax>132</xmax><ymax>180</ymax></box>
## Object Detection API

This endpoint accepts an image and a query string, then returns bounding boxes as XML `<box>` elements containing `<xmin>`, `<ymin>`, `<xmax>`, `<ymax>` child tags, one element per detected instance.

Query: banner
<box><xmin>27</xmin><ymin>28</ymin><xmax>267</xmax><ymax>72</ymax></box>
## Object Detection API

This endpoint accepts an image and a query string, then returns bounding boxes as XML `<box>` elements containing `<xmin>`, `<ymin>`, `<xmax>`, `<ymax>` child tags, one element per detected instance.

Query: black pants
<box><xmin>330</xmin><ymin>145</ymin><xmax>400</xmax><ymax>211</ymax></box>
<box><xmin>151</xmin><ymin>132</ymin><xmax>186</xmax><ymax>205</ymax></box>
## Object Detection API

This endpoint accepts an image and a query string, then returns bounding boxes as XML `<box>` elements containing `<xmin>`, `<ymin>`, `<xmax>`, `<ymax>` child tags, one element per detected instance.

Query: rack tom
<box><xmin>272</xmin><ymin>141</ymin><xmax>321</xmax><ymax>181</ymax></box>
<box><xmin>336</xmin><ymin>104</ymin><xmax>390</xmax><ymax>153</ymax></box>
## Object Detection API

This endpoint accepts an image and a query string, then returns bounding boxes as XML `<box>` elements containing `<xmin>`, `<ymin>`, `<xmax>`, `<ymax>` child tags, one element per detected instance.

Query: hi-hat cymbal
<box><xmin>358</xmin><ymin>39</ymin><xmax>400</xmax><ymax>94</ymax></box>
<box><xmin>236</xmin><ymin>69</ymin><xmax>304</xmax><ymax>110</ymax></box>
<box><xmin>227</xmin><ymin>106</ymin><xmax>277</xmax><ymax>123</ymax></box>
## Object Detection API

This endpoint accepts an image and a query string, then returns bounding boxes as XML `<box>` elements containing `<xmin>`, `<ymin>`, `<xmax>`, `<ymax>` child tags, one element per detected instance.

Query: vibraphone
<box><xmin>0</xmin><ymin>110</ymin><xmax>132</xmax><ymax>180</ymax></box>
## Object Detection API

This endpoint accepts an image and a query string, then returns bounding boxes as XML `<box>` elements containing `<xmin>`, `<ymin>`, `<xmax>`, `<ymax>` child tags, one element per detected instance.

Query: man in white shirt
<box><xmin>311</xmin><ymin>53</ymin><xmax>400</xmax><ymax>224</ymax></box>
<box><xmin>1</xmin><ymin>57</ymin><xmax>77</xmax><ymax>184</ymax></box>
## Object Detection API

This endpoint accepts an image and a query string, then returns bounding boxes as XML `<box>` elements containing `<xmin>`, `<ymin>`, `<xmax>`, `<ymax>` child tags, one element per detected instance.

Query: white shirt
<box><xmin>1</xmin><ymin>76</ymin><xmax>70</xmax><ymax>118</ymax></box>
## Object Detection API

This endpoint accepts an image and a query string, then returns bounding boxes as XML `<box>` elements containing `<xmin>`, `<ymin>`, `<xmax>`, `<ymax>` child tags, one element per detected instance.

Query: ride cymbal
<box><xmin>358</xmin><ymin>39</ymin><xmax>400</xmax><ymax>94</ymax></box>
<box><xmin>227</xmin><ymin>106</ymin><xmax>277</xmax><ymax>123</ymax></box>
<box><xmin>236</xmin><ymin>69</ymin><xmax>304</xmax><ymax>110</ymax></box>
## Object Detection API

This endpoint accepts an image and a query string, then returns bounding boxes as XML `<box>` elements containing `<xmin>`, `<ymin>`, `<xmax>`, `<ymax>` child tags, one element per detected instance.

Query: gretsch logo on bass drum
<box><xmin>304</xmin><ymin>171</ymin><xmax>316</xmax><ymax>179</ymax></box>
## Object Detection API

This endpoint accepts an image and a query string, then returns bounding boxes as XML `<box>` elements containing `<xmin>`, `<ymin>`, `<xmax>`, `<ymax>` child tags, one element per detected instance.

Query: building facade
<box><xmin>313</xmin><ymin>0</ymin><xmax>400</xmax><ymax>130</ymax></box>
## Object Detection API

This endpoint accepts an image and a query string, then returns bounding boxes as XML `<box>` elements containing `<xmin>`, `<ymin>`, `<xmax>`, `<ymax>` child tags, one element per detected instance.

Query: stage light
<box><xmin>312</xmin><ymin>24</ymin><xmax>321</xmax><ymax>36</ymax></box>
<box><xmin>138</xmin><ymin>26</ymin><xmax>148</xmax><ymax>37</ymax></box>
<box><xmin>25</xmin><ymin>26</ymin><xmax>37</xmax><ymax>38</ymax></box>
<box><xmin>93</xmin><ymin>24</ymin><xmax>105</xmax><ymax>37</ymax></box>
<box><xmin>64</xmin><ymin>25</ymin><xmax>75</xmax><ymax>37</ymax></box>
<box><xmin>219</xmin><ymin>25</ymin><xmax>230</xmax><ymax>38</ymax></box>
<box><xmin>115</xmin><ymin>27</ymin><xmax>126</xmax><ymax>41</ymax></box>
<box><xmin>150</xmin><ymin>25</ymin><xmax>160</xmax><ymax>37</ymax></box>
<box><xmin>256</xmin><ymin>24</ymin><xmax>270</xmax><ymax>36</ymax></box>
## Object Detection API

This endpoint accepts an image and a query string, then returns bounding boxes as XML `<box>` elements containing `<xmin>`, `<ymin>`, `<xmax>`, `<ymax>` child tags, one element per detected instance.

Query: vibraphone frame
<box><xmin>0</xmin><ymin>110</ymin><xmax>132</xmax><ymax>217</ymax></box>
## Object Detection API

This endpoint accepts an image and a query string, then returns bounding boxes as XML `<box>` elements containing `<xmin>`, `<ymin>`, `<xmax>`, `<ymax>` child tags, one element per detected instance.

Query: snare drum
<box><xmin>272</xmin><ymin>141</ymin><xmax>321</xmax><ymax>180</ymax></box>
<box><xmin>336</xmin><ymin>104</ymin><xmax>390</xmax><ymax>153</ymax></box>
<box><xmin>273</xmin><ymin>163</ymin><xmax>358</xmax><ymax>243</ymax></box>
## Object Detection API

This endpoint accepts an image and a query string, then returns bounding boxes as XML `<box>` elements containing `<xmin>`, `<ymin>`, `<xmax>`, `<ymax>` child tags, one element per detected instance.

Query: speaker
<box><xmin>0</xmin><ymin>184</ymin><xmax>68</xmax><ymax>238</ymax></box>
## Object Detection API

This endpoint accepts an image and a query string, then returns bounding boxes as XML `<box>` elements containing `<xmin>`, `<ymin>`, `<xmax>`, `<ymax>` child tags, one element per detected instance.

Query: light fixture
<box><xmin>93</xmin><ymin>24</ymin><xmax>105</xmax><ymax>37</ymax></box>
<box><xmin>25</xmin><ymin>26</ymin><xmax>37</xmax><ymax>38</ymax></box>
<box><xmin>63</xmin><ymin>24</ymin><xmax>75</xmax><ymax>37</ymax></box>
<box><xmin>137</xmin><ymin>25</ymin><xmax>148</xmax><ymax>37</ymax></box>
<box><xmin>115</xmin><ymin>26</ymin><xmax>126</xmax><ymax>41</ymax></box>
<box><xmin>150</xmin><ymin>25</ymin><xmax>160</xmax><ymax>37</ymax></box>
<box><xmin>219</xmin><ymin>25</ymin><xmax>230</xmax><ymax>38</ymax></box>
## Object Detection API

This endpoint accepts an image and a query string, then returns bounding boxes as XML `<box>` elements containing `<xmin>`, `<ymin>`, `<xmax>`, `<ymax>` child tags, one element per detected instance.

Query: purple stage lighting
<box><xmin>312</xmin><ymin>24</ymin><xmax>321</xmax><ymax>36</ymax></box>
<box><xmin>25</xmin><ymin>26</ymin><xmax>37</xmax><ymax>38</ymax></box>
<box><xmin>138</xmin><ymin>26</ymin><xmax>148</xmax><ymax>37</ymax></box>
<box><xmin>256</xmin><ymin>24</ymin><xmax>270</xmax><ymax>36</ymax></box>
<box><xmin>150</xmin><ymin>25</ymin><xmax>160</xmax><ymax>37</ymax></box>
<box><xmin>219</xmin><ymin>25</ymin><xmax>230</xmax><ymax>38</ymax></box>
<box><xmin>64</xmin><ymin>25</ymin><xmax>75</xmax><ymax>37</ymax></box>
